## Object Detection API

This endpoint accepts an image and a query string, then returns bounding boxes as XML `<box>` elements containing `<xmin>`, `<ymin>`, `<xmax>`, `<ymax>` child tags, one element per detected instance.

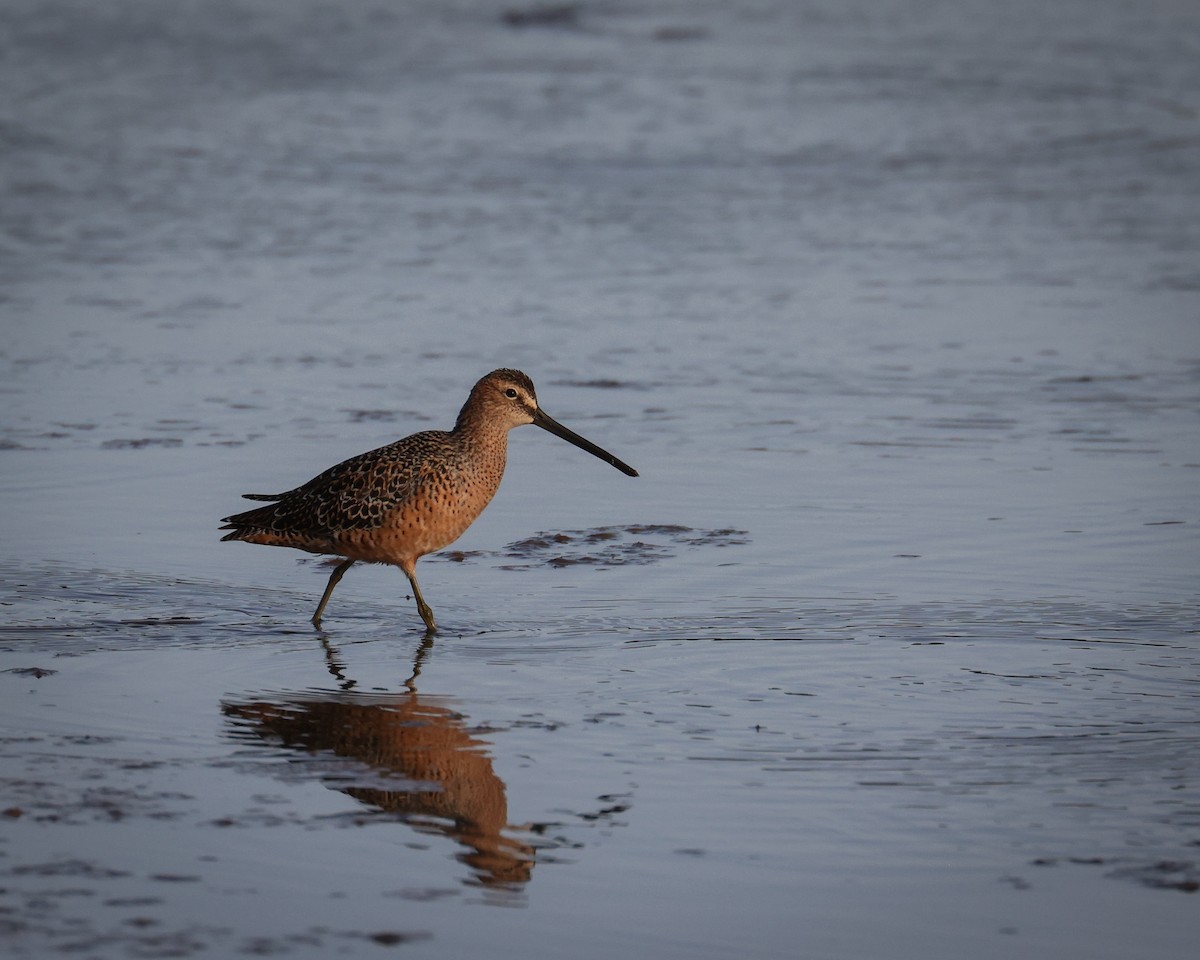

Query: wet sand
<box><xmin>3</xmin><ymin>1</ymin><xmax>1199</xmax><ymax>957</ymax></box>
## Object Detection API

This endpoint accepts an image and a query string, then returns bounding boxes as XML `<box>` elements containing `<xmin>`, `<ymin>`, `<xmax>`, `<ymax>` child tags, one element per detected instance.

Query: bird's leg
<box><xmin>312</xmin><ymin>558</ymin><xmax>355</xmax><ymax>627</ymax></box>
<box><xmin>402</xmin><ymin>563</ymin><xmax>437</xmax><ymax>634</ymax></box>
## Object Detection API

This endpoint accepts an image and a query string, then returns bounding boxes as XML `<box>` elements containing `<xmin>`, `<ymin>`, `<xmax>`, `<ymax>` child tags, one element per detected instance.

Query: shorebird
<box><xmin>220</xmin><ymin>369</ymin><xmax>637</xmax><ymax>631</ymax></box>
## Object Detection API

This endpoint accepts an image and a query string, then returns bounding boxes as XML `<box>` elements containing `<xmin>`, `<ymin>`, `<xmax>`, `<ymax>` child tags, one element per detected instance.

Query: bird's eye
<box><xmin>505</xmin><ymin>388</ymin><xmax>518</xmax><ymax>399</ymax></box>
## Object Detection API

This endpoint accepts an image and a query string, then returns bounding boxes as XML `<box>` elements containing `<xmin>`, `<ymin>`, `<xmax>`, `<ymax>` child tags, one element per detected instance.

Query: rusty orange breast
<box><xmin>332</xmin><ymin>434</ymin><xmax>507</xmax><ymax>565</ymax></box>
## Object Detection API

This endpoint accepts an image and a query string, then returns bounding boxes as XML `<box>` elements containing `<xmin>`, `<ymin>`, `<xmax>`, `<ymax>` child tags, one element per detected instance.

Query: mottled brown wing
<box><xmin>220</xmin><ymin>432</ymin><xmax>452</xmax><ymax>540</ymax></box>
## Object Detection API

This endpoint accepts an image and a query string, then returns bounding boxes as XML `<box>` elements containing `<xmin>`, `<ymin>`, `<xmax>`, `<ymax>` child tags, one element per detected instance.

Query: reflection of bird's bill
<box><xmin>531</xmin><ymin>408</ymin><xmax>639</xmax><ymax>477</ymax></box>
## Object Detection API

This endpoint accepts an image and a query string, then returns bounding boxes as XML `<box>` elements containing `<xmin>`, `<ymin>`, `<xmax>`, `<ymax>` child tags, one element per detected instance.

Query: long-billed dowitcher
<box><xmin>220</xmin><ymin>369</ymin><xmax>637</xmax><ymax>631</ymax></box>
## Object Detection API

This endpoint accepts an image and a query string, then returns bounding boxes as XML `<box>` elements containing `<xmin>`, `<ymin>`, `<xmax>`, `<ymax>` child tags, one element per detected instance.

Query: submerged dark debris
<box><xmin>438</xmin><ymin>524</ymin><xmax>750</xmax><ymax>569</ymax></box>
<box><xmin>3</xmin><ymin>666</ymin><xmax>57</xmax><ymax>678</ymax></box>
<box><xmin>1108</xmin><ymin>860</ymin><xmax>1199</xmax><ymax>893</ymax></box>
<box><xmin>1032</xmin><ymin>856</ymin><xmax>1200</xmax><ymax>893</ymax></box>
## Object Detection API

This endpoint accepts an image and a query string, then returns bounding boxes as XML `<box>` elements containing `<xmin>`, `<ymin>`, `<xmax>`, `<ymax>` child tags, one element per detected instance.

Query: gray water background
<box><xmin>2</xmin><ymin>1</ymin><xmax>1199</xmax><ymax>957</ymax></box>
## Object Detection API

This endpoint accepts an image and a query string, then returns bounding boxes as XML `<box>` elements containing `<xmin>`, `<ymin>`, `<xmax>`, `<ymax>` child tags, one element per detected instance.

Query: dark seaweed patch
<box><xmin>479</xmin><ymin>524</ymin><xmax>750</xmax><ymax>569</ymax></box>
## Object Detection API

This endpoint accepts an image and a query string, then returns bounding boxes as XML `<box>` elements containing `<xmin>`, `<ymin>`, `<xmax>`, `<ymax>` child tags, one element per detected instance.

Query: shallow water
<box><xmin>3</xmin><ymin>0</ymin><xmax>1199</xmax><ymax>957</ymax></box>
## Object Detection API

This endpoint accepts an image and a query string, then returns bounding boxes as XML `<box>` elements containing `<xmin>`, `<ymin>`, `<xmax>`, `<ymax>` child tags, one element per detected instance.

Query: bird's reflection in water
<box><xmin>222</xmin><ymin>636</ymin><xmax>534</xmax><ymax>890</ymax></box>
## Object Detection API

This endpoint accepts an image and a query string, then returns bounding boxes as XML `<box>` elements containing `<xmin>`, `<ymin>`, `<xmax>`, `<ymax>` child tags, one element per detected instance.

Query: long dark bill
<box><xmin>531</xmin><ymin>407</ymin><xmax>639</xmax><ymax>477</ymax></box>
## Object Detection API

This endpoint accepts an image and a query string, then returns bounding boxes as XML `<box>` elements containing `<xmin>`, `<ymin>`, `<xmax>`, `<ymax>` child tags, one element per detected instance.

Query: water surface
<box><xmin>2</xmin><ymin>1</ymin><xmax>1198</xmax><ymax>957</ymax></box>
